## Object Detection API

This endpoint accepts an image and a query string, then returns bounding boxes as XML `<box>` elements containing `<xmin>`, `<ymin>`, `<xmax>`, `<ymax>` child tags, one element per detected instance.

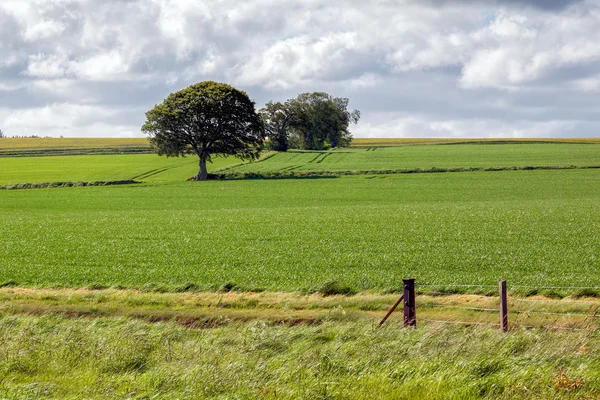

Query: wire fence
<box><xmin>416</xmin><ymin>283</ymin><xmax>600</xmax><ymax>290</ymax></box>
<box><xmin>381</xmin><ymin>280</ymin><xmax>600</xmax><ymax>332</ymax></box>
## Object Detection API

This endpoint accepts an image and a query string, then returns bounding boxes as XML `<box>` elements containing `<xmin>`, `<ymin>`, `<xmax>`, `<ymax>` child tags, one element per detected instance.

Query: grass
<box><xmin>2</xmin><ymin>288</ymin><xmax>599</xmax><ymax>330</ymax></box>
<box><xmin>1</xmin><ymin>169</ymin><xmax>599</xmax><ymax>291</ymax></box>
<box><xmin>226</xmin><ymin>144</ymin><xmax>600</xmax><ymax>175</ymax></box>
<box><xmin>1</xmin><ymin>312</ymin><xmax>600</xmax><ymax>399</ymax></box>
<box><xmin>0</xmin><ymin>154</ymin><xmax>239</xmax><ymax>185</ymax></box>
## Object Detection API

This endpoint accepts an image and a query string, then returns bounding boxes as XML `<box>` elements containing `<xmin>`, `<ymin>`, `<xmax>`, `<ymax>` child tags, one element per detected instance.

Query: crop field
<box><xmin>351</xmin><ymin>137</ymin><xmax>600</xmax><ymax>146</ymax></box>
<box><xmin>1</xmin><ymin>169</ymin><xmax>599</xmax><ymax>291</ymax></box>
<box><xmin>0</xmin><ymin>154</ymin><xmax>239</xmax><ymax>185</ymax></box>
<box><xmin>227</xmin><ymin>143</ymin><xmax>600</xmax><ymax>175</ymax></box>
<box><xmin>0</xmin><ymin>137</ymin><xmax>150</xmax><ymax>156</ymax></box>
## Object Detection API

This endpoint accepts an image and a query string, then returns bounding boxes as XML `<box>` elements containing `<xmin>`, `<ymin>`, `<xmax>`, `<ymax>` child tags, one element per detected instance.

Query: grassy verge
<box><xmin>1</xmin><ymin>301</ymin><xmax>600</xmax><ymax>398</ymax></box>
<box><xmin>1</xmin><ymin>288</ymin><xmax>600</xmax><ymax>330</ymax></box>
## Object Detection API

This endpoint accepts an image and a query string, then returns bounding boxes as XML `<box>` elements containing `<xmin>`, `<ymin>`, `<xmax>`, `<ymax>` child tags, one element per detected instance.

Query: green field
<box><xmin>0</xmin><ymin>154</ymin><xmax>239</xmax><ymax>185</ymax></box>
<box><xmin>3</xmin><ymin>142</ymin><xmax>600</xmax><ymax>186</ymax></box>
<box><xmin>2</xmin><ymin>139</ymin><xmax>600</xmax><ymax>399</ymax></box>
<box><xmin>1</xmin><ymin>169</ymin><xmax>598</xmax><ymax>291</ymax></box>
<box><xmin>227</xmin><ymin>144</ymin><xmax>600</xmax><ymax>175</ymax></box>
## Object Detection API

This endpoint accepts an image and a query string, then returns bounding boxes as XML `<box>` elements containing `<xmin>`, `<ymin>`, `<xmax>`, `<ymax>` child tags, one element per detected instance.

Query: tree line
<box><xmin>143</xmin><ymin>81</ymin><xmax>360</xmax><ymax>180</ymax></box>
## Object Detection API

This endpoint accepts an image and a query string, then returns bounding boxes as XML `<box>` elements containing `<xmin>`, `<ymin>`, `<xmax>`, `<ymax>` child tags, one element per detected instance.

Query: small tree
<box><xmin>142</xmin><ymin>81</ymin><xmax>264</xmax><ymax>180</ymax></box>
<box><xmin>0</xmin><ymin>129</ymin><xmax>4</xmax><ymax>138</ymax></box>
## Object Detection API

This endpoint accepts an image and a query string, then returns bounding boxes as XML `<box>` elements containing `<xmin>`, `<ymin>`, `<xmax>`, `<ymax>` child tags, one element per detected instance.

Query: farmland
<box><xmin>1</xmin><ymin>169</ymin><xmax>599</xmax><ymax>291</ymax></box>
<box><xmin>1</xmin><ymin>138</ymin><xmax>600</xmax><ymax>399</ymax></box>
<box><xmin>226</xmin><ymin>143</ymin><xmax>600</xmax><ymax>176</ymax></box>
<box><xmin>0</xmin><ymin>154</ymin><xmax>238</xmax><ymax>185</ymax></box>
<box><xmin>0</xmin><ymin>137</ymin><xmax>150</xmax><ymax>157</ymax></box>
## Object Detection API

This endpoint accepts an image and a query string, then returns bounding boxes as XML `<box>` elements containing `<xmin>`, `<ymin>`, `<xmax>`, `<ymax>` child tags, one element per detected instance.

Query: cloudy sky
<box><xmin>1</xmin><ymin>0</ymin><xmax>600</xmax><ymax>138</ymax></box>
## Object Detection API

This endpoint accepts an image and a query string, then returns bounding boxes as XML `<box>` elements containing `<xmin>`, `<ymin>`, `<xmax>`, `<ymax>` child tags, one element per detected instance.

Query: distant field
<box><xmin>0</xmin><ymin>154</ymin><xmax>239</xmax><ymax>185</ymax></box>
<box><xmin>228</xmin><ymin>143</ymin><xmax>600</xmax><ymax>175</ymax></box>
<box><xmin>0</xmin><ymin>138</ymin><xmax>150</xmax><ymax>156</ymax></box>
<box><xmin>3</xmin><ymin>142</ymin><xmax>597</xmax><ymax>185</ymax></box>
<box><xmin>351</xmin><ymin>137</ymin><xmax>600</xmax><ymax>146</ymax></box>
<box><xmin>1</xmin><ymin>170</ymin><xmax>598</xmax><ymax>291</ymax></box>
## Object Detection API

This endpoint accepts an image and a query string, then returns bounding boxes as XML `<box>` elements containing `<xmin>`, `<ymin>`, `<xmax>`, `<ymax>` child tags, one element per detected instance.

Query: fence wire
<box><xmin>420</xmin><ymin>318</ymin><xmax>499</xmax><ymax>327</ymax></box>
<box><xmin>388</xmin><ymin>281</ymin><xmax>600</xmax><ymax>331</ymax></box>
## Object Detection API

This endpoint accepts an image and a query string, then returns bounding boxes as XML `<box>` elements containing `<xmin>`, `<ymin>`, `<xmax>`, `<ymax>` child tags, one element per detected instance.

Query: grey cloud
<box><xmin>1</xmin><ymin>0</ymin><xmax>599</xmax><ymax>138</ymax></box>
<box><xmin>421</xmin><ymin>0</ymin><xmax>585</xmax><ymax>10</ymax></box>
<box><xmin>497</xmin><ymin>0</ymin><xmax>585</xmax><ymax>10</ymax></box>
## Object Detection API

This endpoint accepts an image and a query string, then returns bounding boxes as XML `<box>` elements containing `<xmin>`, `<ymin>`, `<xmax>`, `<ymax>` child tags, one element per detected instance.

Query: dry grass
<box><xmin>2</xmin><ymin>288</ymin><xmax>600</xmax><ymax>331</ymax></box>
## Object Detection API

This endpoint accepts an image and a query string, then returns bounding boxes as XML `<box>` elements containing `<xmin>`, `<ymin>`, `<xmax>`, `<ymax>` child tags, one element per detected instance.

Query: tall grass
<box><xmin>0</xmin><ymin>314</ymin><xmax>599</xmax><ymax>399</ymax></box>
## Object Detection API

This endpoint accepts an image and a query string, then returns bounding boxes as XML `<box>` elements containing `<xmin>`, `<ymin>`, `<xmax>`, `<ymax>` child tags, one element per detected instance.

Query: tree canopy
<box><xmin>260</xmin><ymin>92</ymin><xmax>360</xmax><ymax>151</ymax></box>
<box><xmin>142</xmin><ymin>81</ymin><xmax>264</xmax><ymax>180</ymax></box>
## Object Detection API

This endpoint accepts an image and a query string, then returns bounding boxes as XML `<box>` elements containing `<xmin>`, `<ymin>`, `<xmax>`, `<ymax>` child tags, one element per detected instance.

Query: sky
<box><xmin>1</xmin><ymin>0</ymin><xmax>600</xmax><ymax>138</ymax></box>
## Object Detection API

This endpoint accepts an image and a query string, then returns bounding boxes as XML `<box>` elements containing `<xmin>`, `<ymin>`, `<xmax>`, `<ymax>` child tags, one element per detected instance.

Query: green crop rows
<box><xmin>1</xmin><ymin>168</ymin><xmax>599</xmax><ymax>291</ymax></box>
<box><xmin>227</xmin><ymin>144</ymin><xmax>600</xmax><ymax>175</ymax></box>
<box><xmin>0</xmin><ymin>154</ymin><xmax>238</xmax><ymax>185</ymax></box>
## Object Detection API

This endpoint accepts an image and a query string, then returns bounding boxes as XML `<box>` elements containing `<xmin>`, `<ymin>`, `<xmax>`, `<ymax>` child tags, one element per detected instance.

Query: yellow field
<box><xmin>2</xmin><ymin>137</ymin><xmax>599</xmax><ymax>153</ymax></box>
<box><xmin>0</xmin><ymin>138</ymin><xmax>149</xmax><ymax>153</ymax></box>
<box><xmin>351</xmin><ymin>138</ymin><xmax>600</xmax><ymax>146</ymax></box>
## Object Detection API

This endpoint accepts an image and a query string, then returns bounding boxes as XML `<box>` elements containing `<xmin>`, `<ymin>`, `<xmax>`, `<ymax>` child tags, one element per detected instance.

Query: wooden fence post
<box><xmin>403</xmin><ymin>278</ymin><xmax>416</xmax><ymax>328</ymax></box>
<box><xmin>499</xmin><ymin>280</ymin><xmax>508</xmax><ymax>332</ymax></box>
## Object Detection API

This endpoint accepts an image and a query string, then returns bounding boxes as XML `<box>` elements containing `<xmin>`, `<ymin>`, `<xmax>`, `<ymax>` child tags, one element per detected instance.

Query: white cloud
<box><xmin>0</xmin><ymin>103</ymin><xmax>140</xmax><ymax>137</ymax></box>
<box><xmin>24</xmin><ymin>53</ymin><xmax>69</xmax><ymax>78</ymax></box>
<box><xmin>3</xmin><ymin>103</ymin><xmax>113</xmax><ymax>128</ymax></box>
<box><xmin>460</xmin><ymin>9</ymin><xmax>600</xmax><ymax>89</ymax></box>
<box><xmin>0</xmin><ymin>0</ymin><xmax>600</xmax><ymax>138</ymax></box>
<box><xmin>573</xmin><ymin>74</ymin><xmax>600</xmax><ymax>92</ymax></box>
<box><xmin>354</xmin><ymin>114</ymin><xmax>580</xmax><ymax>138</ymax></box>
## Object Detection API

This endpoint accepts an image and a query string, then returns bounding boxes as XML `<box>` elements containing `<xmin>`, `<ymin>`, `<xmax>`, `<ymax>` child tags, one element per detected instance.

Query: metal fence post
<box><xmin>403</xmin><ymin>278</ymin><xmax>416</xmax><ymax>328</ymax></box>
<box><xmin>499</xmin><ymin>280</ymin><xmax>508</xmax><ymax>332</ymax></box>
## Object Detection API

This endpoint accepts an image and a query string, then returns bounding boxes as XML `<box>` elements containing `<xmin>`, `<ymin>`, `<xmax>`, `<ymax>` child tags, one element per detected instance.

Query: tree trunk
<box><xmin>197</xmin><ymin>152</ymin><xmax>209</xmax><ymax>180</ymax></box>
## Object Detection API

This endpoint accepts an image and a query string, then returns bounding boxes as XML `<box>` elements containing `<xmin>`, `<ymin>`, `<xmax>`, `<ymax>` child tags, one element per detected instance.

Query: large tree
<box><xmin>260</xmin><ymin>92</ymin><xmax>360</xmax><ymax>151</ymax></box>
<box><xmin>259</xmin><ymin>100</ymin><xmax>294</xmax><ymax>151</ymax></box>
<box><xmin>142</xmin><ymin>81</ymin><xmax>264</xmax><ymax>180</ymax></box>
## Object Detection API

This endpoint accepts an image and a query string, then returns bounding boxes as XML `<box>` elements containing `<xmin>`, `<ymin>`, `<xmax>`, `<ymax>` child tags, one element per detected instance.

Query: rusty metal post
<box><xmin>403</xmin><ymin>278</ymin><xmax>416</xmax><ymax>328</ymax></box>
<box><xmin>378</xmin><ymin>295</ymin><xmax>404</xmax><ymax>327</ymax></box>
<box><xmin>499</xmin><ymin>280</ymin><xmax>508</xmax><ymax>332</ymax></box>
